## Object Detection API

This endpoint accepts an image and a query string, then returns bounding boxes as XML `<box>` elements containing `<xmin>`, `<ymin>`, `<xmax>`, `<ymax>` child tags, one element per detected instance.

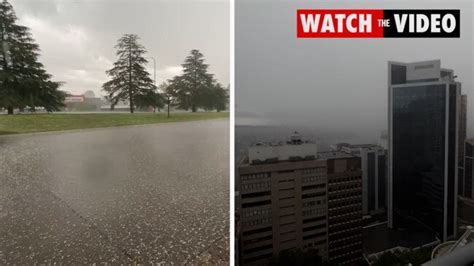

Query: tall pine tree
<box><xmin>103</xmin><ymin>34</ymin><xmax>156</xmax><ymax>113</ymax></box>
<box><xmin>0</xmin><ymin>0</ymin><xmax>64</xmax><ymax>114</ymax></box>
<box><xmin>168</xmin><ymin>49</ymin><xmax>214</xmax><ymax>112</ymax></box>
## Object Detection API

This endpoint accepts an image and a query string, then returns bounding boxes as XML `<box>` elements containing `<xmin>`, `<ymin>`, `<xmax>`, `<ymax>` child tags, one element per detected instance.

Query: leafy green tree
<box><xmin>163</xmin><ymin>81</ymin><xmax>178</xmax><ymax>117</ymax></box>
<box><xmin>167</xmin><ymin>49</ymin><xmax>215</xmax><ymax>112</ymax></box>
<box><xmin>197</xmin><ymin>82</ymin><xmax>227</xmax><ymax>111</ymax></box>
<box><xmin>165</xmin><ymin>75</ymin><xmax>184</xmax><ymax>109</ymax></box>
<box><xmin>212</xmin><ymin>83</ymin><xmax>228</xmax><ymax>112</ymax></box>
<box><xmin>135</xmin><ymin>90</ymin><xmax>165</xmax><ymax>112</ymax></box>
<box><xmin>0</xmin><ymin>0</ymin><xmax>65</xmax><ymax>114</ymax></box>
<box><xmin>103</xmin><ymin>34</ymin><xmax>156</xmax><ymax>113</ymax></box>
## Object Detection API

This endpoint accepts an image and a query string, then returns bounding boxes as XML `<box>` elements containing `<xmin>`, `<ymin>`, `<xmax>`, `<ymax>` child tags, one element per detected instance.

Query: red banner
<box><xmin>297</xmin><ymin>9</ymin><xmax>384</xmax><ymax>38</ymax></box>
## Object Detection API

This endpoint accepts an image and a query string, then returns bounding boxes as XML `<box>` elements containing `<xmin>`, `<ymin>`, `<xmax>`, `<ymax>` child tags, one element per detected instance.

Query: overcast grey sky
<box><xmin>11</xmin><ymin>0</ymin><xmax>229</xmax><ymax>97</ymax></box>
<box><xmin>236</xmin><ymin>0</ymin><xmax>474</xmax><ymax>141</ymax></box>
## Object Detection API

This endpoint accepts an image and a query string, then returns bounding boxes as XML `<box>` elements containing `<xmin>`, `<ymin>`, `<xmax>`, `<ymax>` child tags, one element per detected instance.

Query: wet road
<box><xmin>0</xmin><ymin>119</ymin><xmax>229</xmax><ymax>264</ymax></box>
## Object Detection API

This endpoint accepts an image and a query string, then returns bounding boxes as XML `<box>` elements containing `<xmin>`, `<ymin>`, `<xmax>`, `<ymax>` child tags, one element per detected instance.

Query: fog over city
<box><xmin>236</xmin><ymin>0</ymin><xmax>474</xmax><ymax>143</ymax></box>
<box><xmin>10</xmin><ymin>0</ymin><xmax>229</xmax><ymax>97</ymax></box>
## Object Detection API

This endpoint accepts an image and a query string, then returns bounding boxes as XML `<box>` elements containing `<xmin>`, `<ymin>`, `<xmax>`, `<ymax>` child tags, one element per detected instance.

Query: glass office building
<box><xmin>388</xmin><ymin>60</ymin><xmax>460</xmax><ymax>241</ymax></box>
<box><xmin>465</xmin><ymin>140</ymin><xmax>474</xmax><ymax>199</ymax></box>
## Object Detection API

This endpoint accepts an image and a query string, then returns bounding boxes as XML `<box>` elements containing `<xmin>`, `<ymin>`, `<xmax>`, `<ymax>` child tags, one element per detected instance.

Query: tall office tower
<box><xmin>332</xmin><ymin>143</ymin><xmax>387</xmax><ymax>215</ymax></box>
<box><xmin>459</xmin><ymin>140</ymin><xmax>474</xmax><ymax>224</ymax></box>
<box><xmin>458</xmin><ymin>95</ymin><xmax>467</xmax><ymax>196</ymax></box>
<box><xmin>237</xmin><ymin>133</ymin><xmax>362</xmax><ymax>265</ymax></box>
<box><xmin>325</xmin><ymin>154</ymin><xmax>363</xmax><ymax>265</ymax></box>
<box><xmin>388</xmin><ymin>60</ymin><xmax>460</xmax><ymax>241</ymax></box>
<box><xmin>464</xmin><ymin>139</ymin><xmax>474</xmax><ymax>199</ymax></box>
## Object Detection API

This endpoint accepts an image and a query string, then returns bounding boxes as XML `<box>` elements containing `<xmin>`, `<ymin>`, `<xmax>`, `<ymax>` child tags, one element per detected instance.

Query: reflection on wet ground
<box><xmin>0</xmin><ymin>119</ymin><xmax>229</xmax><ymax>264</ymax></box>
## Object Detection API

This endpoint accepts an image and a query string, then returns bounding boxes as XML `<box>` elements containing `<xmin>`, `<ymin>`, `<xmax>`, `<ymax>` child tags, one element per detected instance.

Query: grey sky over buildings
<box><xmin>236</xmin><ymin>0</ymin><xmax>474</xmax><ymax>141</ymax></box>
<box><xmin>11</xmin><ymin>0</ymin><xmax>229</xmax><ymax>97</ymax></box>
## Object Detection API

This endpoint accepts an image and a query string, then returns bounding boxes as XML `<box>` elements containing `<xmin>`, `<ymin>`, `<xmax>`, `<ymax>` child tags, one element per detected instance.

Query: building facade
<box><xmin>325</xmin><ymin>154</ymin><xmax>363</xmax><ymax>264</ymax></box>
<box><xmin>463</xmin><ymin>139</ymin><xmax>474</xmax><ymax>199</ymax></box>
<box><xmin>458</xmin><ymin>95</ymin><xmax>467</xmax><ymax>197</ymax></box>
<box><xmin>459</xmin><ymin>97</ymin><xmax>468</xmax><ymax>196</ymax></box>
<box><xmin>388</xmin><ymin>60</ymin><xmax>460</xmax><ymax>241</ymax></box>
<box><xmin>237</xmin><ymin>134</ymin><xmax>362</xmax><ymax>265</ymax></box>
<box><xmin>332</xmin><ymin>143</ymin><xmax>387</xmax><ymax>215</ymax></box>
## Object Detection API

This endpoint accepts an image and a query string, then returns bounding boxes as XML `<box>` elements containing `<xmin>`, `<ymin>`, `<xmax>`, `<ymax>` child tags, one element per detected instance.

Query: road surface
<box><xmin>0</xmin><ymin>119</ymin><xmax>229</xmax><ymax>264</ymax></box>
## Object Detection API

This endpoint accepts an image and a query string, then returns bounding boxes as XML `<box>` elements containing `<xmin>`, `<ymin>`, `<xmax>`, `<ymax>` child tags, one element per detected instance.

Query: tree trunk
<box><xmin>128</xmin><ymin>42</ymin><xmax>134</xmax><ymax>114</ymax></box>
<box><xmin>167</xmin><ymin>97</ymin><xmax>170</xmax><ymax>118</ymax></box>
<box><xmin>129</xmin><ymin>95</ymin><xmax>134</xmax><ymax>114</ymax></box>
<box><xmin>7</xmin><ymin>106</ymin><xmax>13</xmax><ymax>115</ymax></box>
<box><xmin>192</xmin><ymin>105</ymin><xmax>197</xmax><ymax>112</ymax></box>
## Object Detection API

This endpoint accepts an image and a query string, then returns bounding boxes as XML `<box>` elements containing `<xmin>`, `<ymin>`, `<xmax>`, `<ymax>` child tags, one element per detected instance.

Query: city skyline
<box><xmin>235</xmin><ymin>58</ymin><xmax>471</xmax><ymax>265</ymax></box>
<box><xmin>236</xmin><ymin>0</ymin><xmax>474</xmax><ymax>139</ymax></box>
<box><xmin>236</xmin><ymin>133</ymin><xmax>364</xmax><ymax>265</ymax></box>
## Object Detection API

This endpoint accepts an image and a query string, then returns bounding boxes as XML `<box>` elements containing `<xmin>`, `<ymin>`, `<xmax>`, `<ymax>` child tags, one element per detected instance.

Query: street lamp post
<box><xmin>145</xmin><ymin>56</ymin><xmax>157</xmax><ymax>112</ymax></box>
<box><xmin>145</xmin><ymin>56</ymin><xmax>170</xmax><ymax>118</ymax></box>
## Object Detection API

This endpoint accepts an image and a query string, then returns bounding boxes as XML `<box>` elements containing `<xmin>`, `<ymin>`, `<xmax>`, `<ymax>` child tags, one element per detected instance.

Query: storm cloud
<box><xmin>236</xmin><ymin>0</ymin><xmax>474</xmax><ymax>141</ymax></box>
<box><xmin>11</xmin><ymin>0</ymin><xmax>229</xmax><ymax>97</ymax></box>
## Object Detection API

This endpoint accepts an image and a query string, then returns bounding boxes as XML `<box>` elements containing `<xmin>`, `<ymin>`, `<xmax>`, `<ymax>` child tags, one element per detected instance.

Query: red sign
<box><xmin>297</xmin><ymin>9</ymin><xmax>384</xmax><ymax>38</ymax></box>
<box><xmin>297</xmin><ymin>9</ymin><xmax>460</xmax><ymax>38</ymax></box>
<box><xmin>65</xmin><ymin>95</ymin><xmax>85</xmax><ymax>103</ymax></box>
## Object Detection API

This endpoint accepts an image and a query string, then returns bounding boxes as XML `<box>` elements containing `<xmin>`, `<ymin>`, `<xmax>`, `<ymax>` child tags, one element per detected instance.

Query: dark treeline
<box><xmin>103</xmin><ymin>34</ymin><xmax>228</xmax><ymax>114</ymax></box>
<box><xmin>0</xmin><ymin>0</ymin><xmax>65</xmax><ymax>115</ymax></box>
<box><xmin>165</xmin><ymin>49</ymin><xmax>228</xmax><ymax>113</ymax></box>
<box><xmin>1</xmin><ymin>0</ymin><xmax>228</xmax><ymax>115</ymax></box>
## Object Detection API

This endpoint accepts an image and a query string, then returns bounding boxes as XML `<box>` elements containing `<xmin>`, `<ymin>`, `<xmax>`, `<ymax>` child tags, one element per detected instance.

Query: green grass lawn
<box><xmin>0</xmin><ymin>112</ymin><xmax>229</xmax><ymax>135</ymax></box>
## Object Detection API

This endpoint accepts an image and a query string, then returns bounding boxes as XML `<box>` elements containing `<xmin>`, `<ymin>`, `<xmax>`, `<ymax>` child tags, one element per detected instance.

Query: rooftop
<box><xmin>449</xmin><ymin>226</ymin><xmax>474</xmax><ymax>252</ymax></box>
<box><xmin>250</xmin><ymin>132</ymin><xmax>315</xmax><ymax>147</ymax></box>
<box><xmin>338</xmin><ymin>143</ymin><xmax>384</xmax><ymax>150</ymax></box>
<box><xmin>363</xmin><ymin>218</ymin><xmax>438</xmax><ymax>259</ymax></box>
<box><xmin>317</xmin><ymin>151</ymin><xmax>354</xmax><ymax>159</ymax></box>
<box><xmin>345</xmin><ymin>144</ymin><xmax>382</xmax><ymax>149</ymax></box>
<box><xmin>389</xmin><ymin>60</ymin><xmax>457</xmax><ymax>85</ymax></box>
<box><xmin>425</xmin><ymin>227</ymin><xmax>474</xmax><ymax>265</ymax></box>
<box><xmin>248</xmin><ymin>132</ymin><xmax>318</xmax><ymax>164</ymax></box>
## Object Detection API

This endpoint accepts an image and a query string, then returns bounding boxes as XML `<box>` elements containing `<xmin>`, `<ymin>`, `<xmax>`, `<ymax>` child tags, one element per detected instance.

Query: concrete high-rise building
<box><xmin>325</xmin><ymin>153</ymin><xmax>363</xmax><ymax>264</ymax></box>
<box><xmin>332</xmin><ymin>143</ymin><xmax>387</xmax><ymax>216</ymax></box>
<box><xmin>458</xmin><ymin>95</ymin><xmax>467</xmax><ymax>196</ymax></box>
<box><xmin>388</xmin><ymin>60</ymin><xmax>461</xmax><ymax>241</ymax></box>
<box><xmin>237</xmin><ymin>133</ymin><xmax>362</xmax><ymax>265</ymax></box>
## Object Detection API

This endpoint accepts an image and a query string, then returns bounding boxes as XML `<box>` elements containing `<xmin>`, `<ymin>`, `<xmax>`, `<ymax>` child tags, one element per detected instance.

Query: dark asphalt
<box><xmin>0</xmin><ymin>119</ymin><xmax>229</xmax><ymax>264</ymax></box>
